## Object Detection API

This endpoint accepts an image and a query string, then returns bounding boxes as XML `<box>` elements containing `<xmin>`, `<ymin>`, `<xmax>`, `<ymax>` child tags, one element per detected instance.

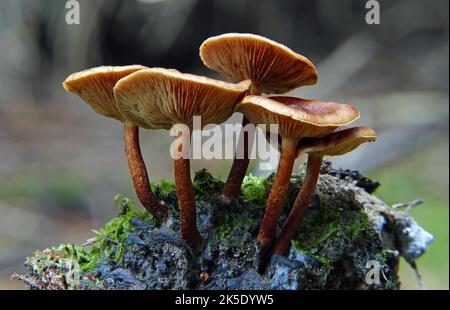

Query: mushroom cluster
<box><xmin>63</xmin><ymin>33</ymin><xmax>376</xmax><ymax>257</ymax></box>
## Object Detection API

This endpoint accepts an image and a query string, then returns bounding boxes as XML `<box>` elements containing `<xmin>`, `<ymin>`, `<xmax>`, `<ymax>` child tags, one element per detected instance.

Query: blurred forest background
<box><xmin>0</xmin><ymin>0</ymin><xmax>448</xmax><ymax>289</ymax></box>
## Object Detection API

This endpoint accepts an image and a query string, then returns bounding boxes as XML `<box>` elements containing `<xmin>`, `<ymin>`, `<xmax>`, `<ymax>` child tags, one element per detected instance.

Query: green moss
<box><xmin>344</xmin><ymin>211</ymin><xmax>371</xmax><ymax>239</ymax></box>
<box><xmin>50</xmin><ymin>243</ymin><xmax>96</xmax><ymax>272</ymax></box>
<box><xmin>88</xmin><ymin>194</ymin><xmax>153</xmax><ymax>265</ymax></box>
<box><xmin>241</xmin><ymin>174</ymin><xmax>268</xmax><ymax>206</ymax></box>
<box><xmin>23</xmin><ymin>243</ymin><xmax>96</xmax><ymax>289</ymax></box>
<box><xmin>152</xmin><ymin>180</ymin><xmax>176</xmax><ymax>199</ymax></box>
<box><xmin>193</xmin><ymin>169</ymin><xmax>223</xmax><ymax>198</ymax></box>
<box><xmin>292</xmin><ymin>245</ymin><xmax>333</xmax><ymax>269</ymax></box>
<box><xmin>26</xmin><ymin>194</ymin><xmax>156</xmax><ymax>280</ymax></box>
<box><xmin>292</xmin><ymin>189</ymin><xmax>377</xmax><ymax>264</ymax></box>
<box><xmin>217</xmin><ymin>213</ymin><xmax>233</xmax><ymax>238</ymax></box>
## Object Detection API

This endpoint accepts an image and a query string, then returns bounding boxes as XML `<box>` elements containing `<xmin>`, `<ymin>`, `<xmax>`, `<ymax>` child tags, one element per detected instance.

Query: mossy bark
<box><xmin>13</xmin><ymin>163</ymin><xmax>433</xmax><ymax>290</ymax></box>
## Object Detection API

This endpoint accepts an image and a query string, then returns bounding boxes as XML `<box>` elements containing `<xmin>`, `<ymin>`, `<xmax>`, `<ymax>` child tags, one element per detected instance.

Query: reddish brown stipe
<box><xmin>273</xmin><ymin>127</ymin><xmax>377</xmax><ymax>256</ymax></box>
<box><xmin>124</xmin><ymin>123</ymin><xmax>167</xmax><ymax>222</ymax></box>
<box><xmin>272</xmin><ymin>154</ymin><xmax>322</xmax><ymax>256</ymax></box>
<box><xmin>257</xmin><ymin>138</ymin><xmax>297</xmax><ymax>251</ymax></box>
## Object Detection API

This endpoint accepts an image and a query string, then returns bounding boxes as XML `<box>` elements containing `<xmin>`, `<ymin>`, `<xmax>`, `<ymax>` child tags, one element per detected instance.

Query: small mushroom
<box><xmin>200</xmin><ymin>33</ymin><xmax>318</xmax><ymax>203</ymax></box>
<box><xmin>235</xmin><ymin>95</ymin><xmax>360</xmax><ymax>252</ymax></box>
<box><xmin>272</xmin><ymin>126</ymin><xmax>377</xmax><ymax>256</ymax></box>
<box><xmin>114</xmin><ymin>68</ymin><xmax>250</xmax><ymax>247</ymax></box>
<box><xmin>63</xmin><ymin>66</ymin><xmax>168</xmax><ymax>222</ymax></box>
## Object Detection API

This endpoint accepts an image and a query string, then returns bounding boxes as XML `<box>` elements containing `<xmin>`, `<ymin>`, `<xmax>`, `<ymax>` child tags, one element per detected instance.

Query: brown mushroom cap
<box><xmin>199</xmin><ymin>33</ymin><xmax>318</xmax><ymax>94</ymax></box>
<box><xmin>63</xmin><ymin>65</ymin><xmax>147</xmax><ymax>121</ymax></box>
<box><xmin>235</xmin><ymin>96</ymin><xmax>360</xmax><ymax>141</ymax></box>
<box><xmin>114</xmin><ymin>68</ymin><xmax>250</xmax><ymax>130</ymax></box>
<box><xmin>298</xmin><ymin>126</ymin><xmax>377</xmax><ymax>156</ymax></box>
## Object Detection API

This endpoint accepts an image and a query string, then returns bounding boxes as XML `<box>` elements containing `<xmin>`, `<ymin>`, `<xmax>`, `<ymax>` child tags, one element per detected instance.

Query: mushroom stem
<box><xmin>124</xmin><ymin>122</ymin><xmax>168</xmax><ymax>222</ymax></box>
<box><xmin>257</xmin><ymin>139</ymin><xmax>298</xmax><ymax>252</ymax></box>
<box><xmin>221</xmin><ymin>116</ymin><xmax>251</xmax><ymax>203</ymax></box>
<box><xmin>173</xmin><ymin>135</ymin><xmax>202</xmax><ymax>248</ymax></box>
<box><xmin>221</xmin><ymin>85</ymin><xmax>260</xmax><ymax>203</ymax></box>
<box><xmin>273</xmin><ymin>154</ymin><xmax>322</xmax><ymax>256</ymax></box>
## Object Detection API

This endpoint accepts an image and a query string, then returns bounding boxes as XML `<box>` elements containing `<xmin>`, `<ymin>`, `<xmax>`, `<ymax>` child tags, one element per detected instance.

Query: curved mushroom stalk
<box><xmin>221</xmin><ymin>84</ymin><xmax>262</xmax><ymax>203</ymax></box>
<box><xmin>200</xmin><ymin>34</ymin><xmax>318</xmax><ymax>204</ymax></box>
<box><xmin>221</xmin><ymin>116</ymin><xmax>252</xmax><ymax>203</ymax></box>
<box><xmin>257</xmin><ymin>138</ymin><xmax>298</xmax><ymax>252</ymax></box>
<box><xmin>124</xmin><ymin>122</ymin><xmax>167</xmax><ymax>222</ymax></box>
<box><xmin>272</xmin><ymin>154</ymin><xmax>322</xmax><ymax>256</ymax></box>
<box><xmin>273</xmin><ymin>126</ymin><xmax>377</xmax><ymax>256</ymax></box>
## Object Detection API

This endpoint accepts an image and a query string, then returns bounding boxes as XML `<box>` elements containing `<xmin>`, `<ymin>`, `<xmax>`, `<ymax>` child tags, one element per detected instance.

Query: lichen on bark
<box><xmin>13</xmin><ymin>163</ymin><xmax>433</xmax><ymax>290</ymax></box>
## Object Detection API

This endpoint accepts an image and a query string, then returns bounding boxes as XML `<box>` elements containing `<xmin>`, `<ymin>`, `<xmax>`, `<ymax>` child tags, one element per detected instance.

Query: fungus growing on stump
<box><xmin>273</xmin><ymin>126</ymin><xmax>377</xmax><ymax>256</ymax></box>
<box><xmin>200</xmin><ymin>33</ymin><xmax>318</xmax><ymax>203</ymax></box>
<box><xmin>235</xmin><ymin>95</ymin><xmax>360</xmax><ymax>252</ymax></box>
<box><xmin>63</xmin><ymin>66</ymin><xmax>168</xmax><ymax>222</ymax></box>
<box><xmin>114</xmin><ymin>68</ymin><xmax>250</xmax><ymax>247</ymax></box>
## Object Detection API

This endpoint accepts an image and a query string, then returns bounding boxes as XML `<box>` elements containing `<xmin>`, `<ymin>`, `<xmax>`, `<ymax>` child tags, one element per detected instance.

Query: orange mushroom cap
<box><xmin>200</xmin><ymin>33</ymin><xmax>318</xmax><ymax>94</ymax></box>
<box><xmin>235</xmin><ymin>95</ymin><xmax>360</xmax><ymax>142</ymax></box>
<box><xmin>113</xmin><ymin>68</ymin><xmax>250</xmax><ymax>130</ymax></box>
<box><xmin>63</xmin><ymin>65</ymin><xmax>147</xmax><ymax>121</ymax></box>
<box><xmin>298</xmin><ymin>126</ymin><xmax>377</xmax><ymax>157</ymax></box>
